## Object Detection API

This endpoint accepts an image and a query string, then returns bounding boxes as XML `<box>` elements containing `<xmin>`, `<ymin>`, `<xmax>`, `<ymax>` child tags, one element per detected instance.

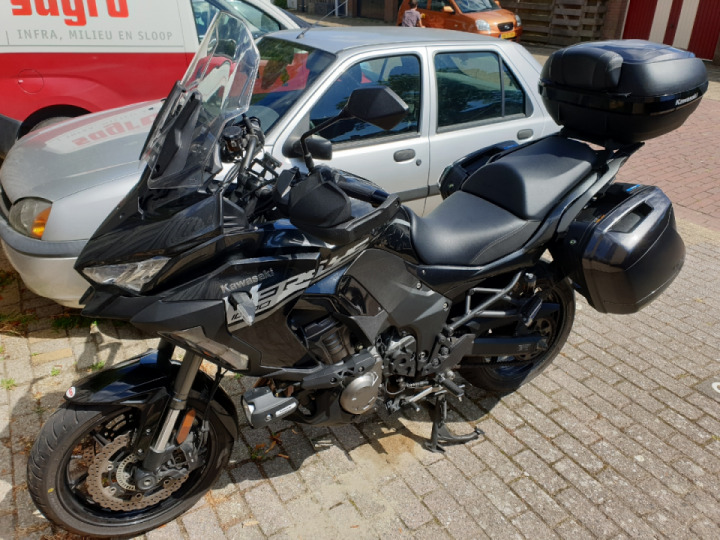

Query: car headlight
<box><xmin>515</xmin><ymin>14</ymin><xmax>522</xmax><ymax>27</ymax></box>
<box><xmin>82</xmin><ymin>257</ymin><xmax>170</xmax><ymax>293</ymax></box>
<box><xmin>8</xmin><ymin>198</ymin><xmax>52</xmax><ymax>239</ymax></box>
<box><xmin>475</xmin><ymin>19</ymin><xmax>491</xmax><ymax>32</ymax></box>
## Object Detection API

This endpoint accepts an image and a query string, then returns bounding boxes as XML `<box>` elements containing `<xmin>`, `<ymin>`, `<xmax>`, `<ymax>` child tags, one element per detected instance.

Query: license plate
<box><xmin>501</xmin><ymin>31</ymin><xmax>516</xmax><ymax>39</ymax></box>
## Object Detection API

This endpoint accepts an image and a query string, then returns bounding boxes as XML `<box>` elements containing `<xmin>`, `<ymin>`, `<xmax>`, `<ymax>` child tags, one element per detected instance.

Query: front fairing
<box><xmin>76</xmin><ymin>11</ymin><xmax>259</xmax><ymax>273</ymax></box>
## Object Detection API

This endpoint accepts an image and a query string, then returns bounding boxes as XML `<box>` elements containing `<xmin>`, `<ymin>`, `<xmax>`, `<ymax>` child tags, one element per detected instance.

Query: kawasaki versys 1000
<box><xmin>28</xmin><ymin>12</ymin><xmax>706</xmax><ymax>537</ymax></box>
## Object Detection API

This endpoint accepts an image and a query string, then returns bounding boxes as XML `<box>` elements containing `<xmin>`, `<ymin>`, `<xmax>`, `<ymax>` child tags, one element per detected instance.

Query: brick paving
<box><xmin>0</xmin><ymin>27</ymin><xmax>719</xmax><ymax>540</ymax></box>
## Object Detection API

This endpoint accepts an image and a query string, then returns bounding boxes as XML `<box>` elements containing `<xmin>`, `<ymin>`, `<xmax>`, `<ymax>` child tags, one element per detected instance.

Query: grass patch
<box><xmin>52</xmin><ymin>313</ymin><xmax>96</xmax><ymax>332</ymax></box>
<box><xmin>0</xmin><ymin>312</ymin><xmax>37</xmax><ymax>335</ymax></box>
<box><xmin>89</xmin><ymin>361</ymin><xmax>106</xmax><ymax>372</ymax></box>
<box><xmin>0</xmin><ymin>270</ymin><xmax>16</xmax><ymax>290</ymax></box>
<box><xmin>0</xmin><ymin>378</ymin><xmax>16</xmax><ymax>390</ymax></box>
<box><xmin>50</xmin><ymin>366</ymin><xmax>61</xmax><ymax>376</ymax></box>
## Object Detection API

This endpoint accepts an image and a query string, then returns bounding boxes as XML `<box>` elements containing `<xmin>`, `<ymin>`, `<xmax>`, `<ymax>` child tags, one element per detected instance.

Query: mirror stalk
<box><xmin>300</xmin><ymin>110</ymin><xmax>351</xmax><ymax>171</ymax></box>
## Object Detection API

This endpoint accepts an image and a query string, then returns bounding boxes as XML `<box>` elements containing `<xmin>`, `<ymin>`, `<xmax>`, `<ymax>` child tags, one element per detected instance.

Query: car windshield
<box><xmin>456</xmin><ymin>0</ymin><xmax>498</xmax><ymax>13</ymax></box>
<box><xmin>248</xmin><ymin>37</ymin><xmax>335</xmax><ymax>133</ymax></box>
<box><xmin>142</xmin><ymin>11</ymin><xmax>259</xmax><ymax>189</ymax></box>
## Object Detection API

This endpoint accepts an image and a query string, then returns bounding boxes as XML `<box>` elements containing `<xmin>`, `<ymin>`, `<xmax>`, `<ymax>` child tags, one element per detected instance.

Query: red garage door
<box><xmin>687</xmin><ymin>0</ymin><xmax>720</xmax><ymax>59</ymax></box>
<box><xmin>623</xmin><ymin>0</ymin><xmax>658</xmax><ymax>39</ymax></box>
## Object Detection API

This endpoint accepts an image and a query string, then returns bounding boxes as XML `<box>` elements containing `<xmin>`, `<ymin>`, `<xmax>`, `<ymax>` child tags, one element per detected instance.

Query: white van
<box><xmin>0</xmin><ymin>0</ymin><xmax>304</xmax><ymax>158</ymax></box>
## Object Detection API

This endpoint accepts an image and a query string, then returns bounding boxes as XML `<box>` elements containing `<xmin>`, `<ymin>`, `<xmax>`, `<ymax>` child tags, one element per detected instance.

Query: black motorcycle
<box><xmin>27</xmin><ymin>13</ymin><xmax>707</xmax><ymax>538</ymax></box>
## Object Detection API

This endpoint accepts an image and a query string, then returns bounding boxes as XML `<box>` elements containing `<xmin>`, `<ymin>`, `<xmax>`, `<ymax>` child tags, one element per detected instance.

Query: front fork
<box><xmin>135</xmin><ymin>340</ymin><xmax>218</xmax><ymax>488</ymax></box>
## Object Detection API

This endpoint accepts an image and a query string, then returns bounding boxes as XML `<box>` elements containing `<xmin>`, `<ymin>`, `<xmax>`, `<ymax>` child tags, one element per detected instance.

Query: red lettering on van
<box><xmin>36</xmin><ymin>0</ymin><xmax>60</xmax><ymax>17</ymax></box>
<box><xmin>11</xmin><ymin>0</ymin><xmax>129</xmax><ymax>26</ymax></box>
<box><xmin>61</xmin><ymin>0</ymin><xmax>85</xmax><ymax>26</ymax></box>
<box><xmin>10</xmin><ymin>1</ymin><xmax>33</xmax><ymax>16</ymax></box>
<box><xmin>106</xmin><ymin>0</ymin><xmax>128</xmax><ymax>18</ymax></box>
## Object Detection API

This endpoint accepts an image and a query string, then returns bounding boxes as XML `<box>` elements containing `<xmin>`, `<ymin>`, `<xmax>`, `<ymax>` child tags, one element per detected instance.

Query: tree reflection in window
<box><xmin>435</xmin><ymin>51</ymin><xmax>526</xmax><ymax>130</ymax></box>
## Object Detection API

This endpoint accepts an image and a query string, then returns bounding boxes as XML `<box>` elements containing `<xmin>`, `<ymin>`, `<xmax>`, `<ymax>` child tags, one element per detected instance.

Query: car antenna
<box><xmin>297</xmin><ymin>0</ymin><xmax>348</xmax><ymax>39</ymax></box>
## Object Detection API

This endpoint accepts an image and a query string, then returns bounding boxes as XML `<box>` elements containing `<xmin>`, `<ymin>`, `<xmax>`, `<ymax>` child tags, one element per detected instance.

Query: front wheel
<box><xmin>458</xmin><ymin>268</ymin><xmax>575</xmax><ymax>395</ymax></box>
<box><xmin>27</xmin><ymin>395</ymin><xmax>234</xmax><ymax>538</ymax></box>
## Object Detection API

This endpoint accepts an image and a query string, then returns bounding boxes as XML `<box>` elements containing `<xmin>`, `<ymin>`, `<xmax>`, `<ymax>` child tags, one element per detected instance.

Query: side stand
<box><xmin>424</xmin><ymin>393</ymin><xmax>483</xmax><ymax>453</ymax></box>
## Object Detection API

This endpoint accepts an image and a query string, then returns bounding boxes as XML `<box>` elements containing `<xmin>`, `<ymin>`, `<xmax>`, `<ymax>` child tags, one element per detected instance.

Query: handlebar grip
<box><xmin>336</xmin><ymin>179</ymin><xmax>389</xmax><ymax>206</ymax></box>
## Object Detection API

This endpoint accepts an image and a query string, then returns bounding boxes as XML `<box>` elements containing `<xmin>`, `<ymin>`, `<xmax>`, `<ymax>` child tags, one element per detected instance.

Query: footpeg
<box><xmin>424</xmin><ymin>393</ymin><xmax>483</xmax><ymax>453</ymax></box>
<box><xmin>242</xmin><ymin>387</ymin><xmax>298</xmax><ymax>428</ymax></box>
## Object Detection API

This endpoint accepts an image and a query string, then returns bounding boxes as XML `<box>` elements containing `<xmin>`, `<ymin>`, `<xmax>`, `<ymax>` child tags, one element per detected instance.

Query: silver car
<box><xmin>0</xmin><ymin>27</ymin><xmax>558</xmax><ymax>307</ymax></box>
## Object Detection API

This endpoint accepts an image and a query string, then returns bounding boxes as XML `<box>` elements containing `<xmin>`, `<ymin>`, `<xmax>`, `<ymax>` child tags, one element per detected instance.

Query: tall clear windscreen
<box><xmin>142</xmin><ymin>11</ymin><xmax>260</xmax><ymax>189</ymax></box>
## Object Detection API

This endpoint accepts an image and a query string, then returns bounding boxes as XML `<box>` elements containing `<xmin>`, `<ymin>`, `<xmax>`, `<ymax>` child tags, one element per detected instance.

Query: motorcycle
<box><xmin>27</xmin><ymin>12</ymin><xmax>707</xmax><ymax>538</ymax></box>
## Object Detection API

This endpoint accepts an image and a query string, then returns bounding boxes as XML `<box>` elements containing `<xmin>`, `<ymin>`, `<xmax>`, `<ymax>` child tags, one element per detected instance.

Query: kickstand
<box><xmin>424</xmin><ymin>393</ymin><xmax>483</xmax><ymax>453</ymax></box>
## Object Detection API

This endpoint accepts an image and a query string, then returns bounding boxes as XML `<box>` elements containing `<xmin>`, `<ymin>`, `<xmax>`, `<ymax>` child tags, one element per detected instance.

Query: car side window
<box><xmin>430</xmin><ymin>0</ymin><xmax>449</xmax><ymax>11</ymax></box>
<box><xmin>191</xmin><ymin>0</ymin><xmax>218</xmax><ymax>42</ymax></box>
<box><xmin>310</xmin><ymin>55</ymin><xmax>422</xmax><ymax>145</ymax></box>
<box><xmin>434</xmin><ymin>51</ymin><xmax>527</xmax><ymax>131</ymax></box>
<box><xmin>227</xmin><ymin>0</ymin><xmax>282</xmax><ymax>35</ymax></box>
<box><xmin>191</xmin><ymin>0</ymin><xmax>282</xmax><ymax>42</ymax></box>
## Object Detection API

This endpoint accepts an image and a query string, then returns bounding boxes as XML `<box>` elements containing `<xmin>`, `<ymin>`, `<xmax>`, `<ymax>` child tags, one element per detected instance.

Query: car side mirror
<box><xmin>298</xmin><ymin>86</ymin><xmax>408</xmax><ymax>171</ymax></box>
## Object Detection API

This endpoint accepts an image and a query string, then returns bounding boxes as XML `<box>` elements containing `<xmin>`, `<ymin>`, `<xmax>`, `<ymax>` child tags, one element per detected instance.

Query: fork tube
<box><xmin>144</xmin><ymin>351</ymin><xmax>203</xmax><ymax>469</ymax></box>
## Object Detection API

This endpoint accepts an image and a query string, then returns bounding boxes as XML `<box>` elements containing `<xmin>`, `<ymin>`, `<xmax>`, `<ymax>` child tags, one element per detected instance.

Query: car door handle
<box><xmin>394</xmin><ymin>149</ymin><xmax>416</xmax><ymax>162</ymax></box>
<box><xmin>517</xmin><ymin>129</ymin><xmax>533</xmax><ymax>140</ymax></box>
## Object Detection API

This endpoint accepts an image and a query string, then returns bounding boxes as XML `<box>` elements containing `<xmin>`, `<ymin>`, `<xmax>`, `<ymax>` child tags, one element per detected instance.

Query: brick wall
<box><xmin>601</xmin><ymin>0</ymin><xmax>629</xmax><ymax>39</ymax></box>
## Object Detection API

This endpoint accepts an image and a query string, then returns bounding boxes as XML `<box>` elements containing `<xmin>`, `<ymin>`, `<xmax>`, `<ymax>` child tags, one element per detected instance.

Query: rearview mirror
<box><xmin>286</xmin><ymin>135</ymin><xmax>332</xmax><ymax>160</ymax></box>
<box><xmin>343</xmin><ymin>86</ymin><xmax>409</xmax><ymax>131</ymax></box>
<box><xmin>298</xmin><ymin>86</ymin><xmax>408</xmax><ymax>171</ymax></box>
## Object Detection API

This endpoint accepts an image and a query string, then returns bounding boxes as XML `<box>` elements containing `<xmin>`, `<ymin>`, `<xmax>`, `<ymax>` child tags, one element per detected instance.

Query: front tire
<box><xmin>27</xmin><ymin>395</ymin><xmax>234</xmax><ymax>538</ymax></box>
<box><xmin>459</xmin><ymin>268</ymin><xmax>575</xmax><ymax>395</ymax></box>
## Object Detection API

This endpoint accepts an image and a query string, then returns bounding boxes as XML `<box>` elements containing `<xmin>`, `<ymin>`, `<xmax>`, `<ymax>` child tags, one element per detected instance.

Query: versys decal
<box><xmin>220</xmin><ymin>269</ymin><xmax>275</xmax><ymax>294</ymax></box>
<box><xmin>223</xmin><ymin>240</ymin><xmax>369</xmax><ymax>330</ymax></box>
<box><xmin>316</xmin><ymin>239</ymin><xmax>369</xmax><ymax>277</ymax></box>
<box><xmin>224</xmin><ymin>285</ymin><xmax>260</xmax><ymax>328</ymax></box>
<box><xmin>223</xmin><ymin>269</ymin><xmax>316</xmax><ymax>330</ymax></box>
<box><xmin>256</xmin><ymin>269</ymin><xmax>316</xmax><ymax>312</ymax></box>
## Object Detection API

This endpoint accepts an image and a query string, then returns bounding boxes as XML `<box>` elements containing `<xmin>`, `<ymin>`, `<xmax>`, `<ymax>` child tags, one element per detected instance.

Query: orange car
<box><xmin>397</xmin><ymin>0</ymin><xmax>522</xmax><ymax>41</ymax></box>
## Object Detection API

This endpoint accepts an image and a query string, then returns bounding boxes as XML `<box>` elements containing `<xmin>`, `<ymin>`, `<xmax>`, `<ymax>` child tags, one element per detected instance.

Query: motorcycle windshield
<box><xmin>141</xmin><ymin>11</ymin><xmax>259</xmax><ymax>190</ymax></box>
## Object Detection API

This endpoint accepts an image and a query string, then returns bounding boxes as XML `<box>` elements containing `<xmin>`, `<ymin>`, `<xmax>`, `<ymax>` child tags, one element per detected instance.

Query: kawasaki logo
<box><xmin>675</xmin><ymin>93</ymin><xmax>698</xmax><ymax>106</ymax></box>
<box><xmin>221</xmin><ymin>269</ymin><xmax>275</xmax><ymax>294</ymax></box>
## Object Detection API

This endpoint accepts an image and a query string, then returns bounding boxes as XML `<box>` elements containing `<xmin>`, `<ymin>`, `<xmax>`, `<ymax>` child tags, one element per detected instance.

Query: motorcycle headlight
<box><xmin>515</xmin><ymin>14</ymin><xmax>522</xmax><ymax>27</ymax></box>
<box><xmin>475</xmin><ymin>19</ymin><xmax>491</xmax><ymax>32</ymax></box>
<box><xmin>82</xmin><ymin>257</ymin><xmax>170</xmax><ymax>293</ymax></box>
<box><xmin>8</xmin><ymin>198</ymin><xmax>52</xmax><ymax>239</ymax></box>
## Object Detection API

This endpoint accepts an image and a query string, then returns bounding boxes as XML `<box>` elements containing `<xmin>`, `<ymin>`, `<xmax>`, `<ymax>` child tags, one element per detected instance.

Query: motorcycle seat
<box><xmin>411</xmin><ymin>192</ymin><xmax>539</xmax><ymax>266</ymax></box>
<box><xmin>411</xmin><ymin>136</ymin><xmax>598</xmax><ymax>266</ymax></box>
<box><xmin>462</xmin><ymin>135</ymin><xmax>598</xmax><ymax>220</ymax></box>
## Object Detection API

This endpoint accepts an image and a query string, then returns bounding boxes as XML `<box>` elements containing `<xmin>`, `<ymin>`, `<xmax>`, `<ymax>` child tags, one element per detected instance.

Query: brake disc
<box><xmin>86</xmin><ymin>433</ymin><xmax>188</xmax><ymax>511</ymax></box>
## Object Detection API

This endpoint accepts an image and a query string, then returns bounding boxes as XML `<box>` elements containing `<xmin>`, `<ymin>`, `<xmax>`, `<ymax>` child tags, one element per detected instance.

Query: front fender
<box><xmin>65</xmin><ymin>350</ymin><xmax>239</xmax><ymax>444</ymax></box>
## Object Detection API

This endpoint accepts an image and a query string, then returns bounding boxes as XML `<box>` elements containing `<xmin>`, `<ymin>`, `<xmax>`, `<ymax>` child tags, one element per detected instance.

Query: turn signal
<box><xmin>8</xmin><ymin>198</ymin><xmax>52</xmax><ymax>239</ymax></box>
<box><xmin>31</xmin><ymin>207</ymin><xmax>51</xmax><ymax>238</ymax></box>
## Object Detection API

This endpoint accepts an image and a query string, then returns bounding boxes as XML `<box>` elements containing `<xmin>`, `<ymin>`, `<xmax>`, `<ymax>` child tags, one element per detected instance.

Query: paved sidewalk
<box><xmin>1</xmin><ymin>24</ymin><xmax>719</xmax><ymax>540</ymax></box>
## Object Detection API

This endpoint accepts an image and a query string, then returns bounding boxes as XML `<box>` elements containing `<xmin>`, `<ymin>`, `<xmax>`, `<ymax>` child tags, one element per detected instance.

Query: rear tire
<box><xmin>27</xmin><ymin>395</ymin><xmax>234</xmax><ymax>538</ymax></box>
<box><xmin>458</xmin><ymin>267</ymin><xmax>575</xmax><ymax>395</ymax></box>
